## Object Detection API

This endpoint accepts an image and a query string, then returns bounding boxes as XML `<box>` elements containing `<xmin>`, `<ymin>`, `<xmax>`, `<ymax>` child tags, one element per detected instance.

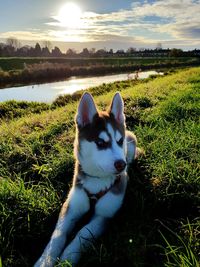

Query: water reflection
<box><xmin>0</xmin><ymin>71</ymin><xmax>161</xmax><ymax>103</ymax></box>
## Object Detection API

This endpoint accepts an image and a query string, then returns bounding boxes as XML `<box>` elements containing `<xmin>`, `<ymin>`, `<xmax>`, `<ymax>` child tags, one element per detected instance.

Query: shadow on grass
<box><xmin>76</xmin><ymin>154</ymin><xmax>199</xmax><ymax>267</ymax></box>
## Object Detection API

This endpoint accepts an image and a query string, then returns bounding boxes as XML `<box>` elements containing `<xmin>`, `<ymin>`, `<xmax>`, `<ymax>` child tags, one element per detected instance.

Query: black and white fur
<box><xmin>35</xmin><ymin>92</ymin><xmax>140</xmax><ymax>266</ymax></box>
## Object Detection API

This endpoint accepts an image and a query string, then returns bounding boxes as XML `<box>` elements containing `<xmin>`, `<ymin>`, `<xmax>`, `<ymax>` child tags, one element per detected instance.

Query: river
<box><xmin>0</xmin><ymin>71</ymin><xmax>161</xmax><ymax>103</ymax></box>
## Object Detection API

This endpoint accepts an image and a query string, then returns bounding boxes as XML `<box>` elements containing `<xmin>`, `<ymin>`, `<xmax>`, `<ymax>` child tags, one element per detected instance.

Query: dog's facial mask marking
<box><xmin>95</xmin><ymin>131</ymin><xmax>111</xmax><ymax>150</ymax></box>
<box><xmin>115</xmin><ymin>130</ymin><xmax>124</xmax><ymax>147</ymax></box>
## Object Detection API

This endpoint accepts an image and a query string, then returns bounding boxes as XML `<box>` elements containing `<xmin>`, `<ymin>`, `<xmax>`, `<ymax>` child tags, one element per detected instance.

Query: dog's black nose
<box><xmin>114</xmin><ymin>160</ymin><xmax>126</xmax><ymax>172</ymax></box>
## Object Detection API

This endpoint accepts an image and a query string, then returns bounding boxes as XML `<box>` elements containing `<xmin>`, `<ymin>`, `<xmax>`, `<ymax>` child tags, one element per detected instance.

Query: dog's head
<box><xmin>75</xmin><ymin>92</ymin><xmax>127</xmax><ymax>178</ymax></box>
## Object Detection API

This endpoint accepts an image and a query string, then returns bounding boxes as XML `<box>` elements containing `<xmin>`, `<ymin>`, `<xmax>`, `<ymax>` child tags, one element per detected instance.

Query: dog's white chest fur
<box><xmin>80</xmin><ymin>174</ymin><xmax>116</xmax><ymax>194</ymax></box>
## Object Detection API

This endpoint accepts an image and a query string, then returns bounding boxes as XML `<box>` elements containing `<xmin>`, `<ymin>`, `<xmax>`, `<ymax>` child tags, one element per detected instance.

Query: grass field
<box><xmin>0</xmin><ymin>57</ymin><xmax>199</xmax><ymax>71</ymax></box>
<box><xmin>0</xmin><ymin>67</ymin><xmax>199</xmax><ymax>266</ymax></box>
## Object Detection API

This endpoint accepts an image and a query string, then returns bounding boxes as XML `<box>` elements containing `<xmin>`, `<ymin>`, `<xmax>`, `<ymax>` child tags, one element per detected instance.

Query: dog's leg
<box><xmin>34</xmin><ymin>186</ymin><xmax>90</xmax><ymax>267</ymax></box>
<box><xmin>60</xmin><ymin>175</ymin><xmax>128</xmax><ymax>265</ymax></box>
<box><xmin>60</xmin><ymin>214</ymin><xmax>107</xmax><ymax>265</ymax></box>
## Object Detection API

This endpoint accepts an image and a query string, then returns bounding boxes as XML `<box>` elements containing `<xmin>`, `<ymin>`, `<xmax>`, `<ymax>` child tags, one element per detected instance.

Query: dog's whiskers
<box><xmin>126</xmin><ymin>140</ymin><xmax>135</xmax><ymax>144</ymax></box>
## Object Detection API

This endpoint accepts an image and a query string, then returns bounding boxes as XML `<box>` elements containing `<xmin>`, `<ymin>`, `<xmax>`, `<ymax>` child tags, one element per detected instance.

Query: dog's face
<box><xmin>75</xmin><ymin>92</ymin><xmax>127</xmax><ymax>178</ymax></box>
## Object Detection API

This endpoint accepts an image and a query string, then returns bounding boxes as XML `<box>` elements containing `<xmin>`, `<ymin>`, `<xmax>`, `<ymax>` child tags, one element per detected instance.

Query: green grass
<box><xmin>159</xmin><ymin>219</ymin><xmax>200</xmax><ymax>267</ymax></box>
<box><xmin>0</xmin><ymin>67</ymin><xmax>199</xmax><ymax>266</ymax></box>
<box><xmin>0</xmin><ymin>100</ymin><xmax>50</xmax><ymax>120</ymax></box>
<box><xmin>0</xmin><ymin>57</ymin><xmax>198</xmax><ymax>71</ymax></box>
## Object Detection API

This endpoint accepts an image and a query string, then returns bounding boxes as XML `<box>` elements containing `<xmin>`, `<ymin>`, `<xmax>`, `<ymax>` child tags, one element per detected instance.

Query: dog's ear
<box><xmin>76</xmin><ymin>92</ymin><xmax>98</xmax><ymax>127</ymax></box>
<box><xmin>109</xmin><ymin>92</ymin><xmax>125</xmax><ymax>124</ymax></box>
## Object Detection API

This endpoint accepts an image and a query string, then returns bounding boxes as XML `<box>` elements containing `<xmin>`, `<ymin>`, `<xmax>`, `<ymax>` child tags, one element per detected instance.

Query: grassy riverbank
<box><xmin>0</xmin><ymin>67</ymin><xmax>199</xmax><ymax>266</ymax></box>
<box><xmin>0</xmin><ymin>56</ymin><xmax>200</xmax><ymax>88</ymax></box>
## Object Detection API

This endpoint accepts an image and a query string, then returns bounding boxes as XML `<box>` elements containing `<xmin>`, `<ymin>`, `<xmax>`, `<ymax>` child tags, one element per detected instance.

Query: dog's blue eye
<box><xmin>117</xmin><ymin>137</ymin><xmax>123</xmax><ymax>146</ymax></box>
<box><xmin>95</xmin><ymin>138</ymin><xmax>110</xmax><ymax>149</ymax></box>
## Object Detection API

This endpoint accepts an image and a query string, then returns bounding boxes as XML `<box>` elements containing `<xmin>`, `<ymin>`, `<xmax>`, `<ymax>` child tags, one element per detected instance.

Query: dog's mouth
<box><xmin>114</xmin><ymin>170</ymin><xmax>126</xmax><ymax>175</ymax></box>
<box><xmin>114</xmin><ymin>168</ymin><xmax>127</xmax><ymax>175</ymax></box>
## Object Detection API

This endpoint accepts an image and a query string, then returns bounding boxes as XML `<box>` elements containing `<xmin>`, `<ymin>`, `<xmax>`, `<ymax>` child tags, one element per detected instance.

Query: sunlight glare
<box><xmin>57</xmin><ymin>2</ymin><xmax>82</xmax><ymax>28</ymax></box>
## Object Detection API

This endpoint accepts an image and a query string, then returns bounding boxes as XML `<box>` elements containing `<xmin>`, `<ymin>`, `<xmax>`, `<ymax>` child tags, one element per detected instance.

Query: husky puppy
<box><xmin>35</xmin><ymin>92</ymin><xmax>139</xmax><ymax>267</ymax></box>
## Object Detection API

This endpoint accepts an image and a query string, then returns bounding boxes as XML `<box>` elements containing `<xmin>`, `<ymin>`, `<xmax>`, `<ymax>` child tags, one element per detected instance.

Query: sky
<box><xmin>0</xmin><ymin>0</ymin><xmax>200</xmax><ymax>52</ymax></box>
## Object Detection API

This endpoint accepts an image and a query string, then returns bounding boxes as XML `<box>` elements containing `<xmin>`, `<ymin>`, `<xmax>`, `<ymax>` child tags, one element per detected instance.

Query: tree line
<box><xmin>0</xmin><ymin>38</ymin><xmax>200</xmax><ymax>58</ymax></box>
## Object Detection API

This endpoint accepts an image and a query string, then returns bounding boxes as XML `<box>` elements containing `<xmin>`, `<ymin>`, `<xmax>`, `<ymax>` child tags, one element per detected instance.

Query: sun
<box><xmin>57</xmin><ymin>2</ymin><xmax>82</xmax><ymax>28</ymax></box>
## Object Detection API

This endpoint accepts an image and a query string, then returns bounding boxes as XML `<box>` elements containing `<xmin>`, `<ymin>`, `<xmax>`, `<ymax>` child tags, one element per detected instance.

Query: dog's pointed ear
<box><xmin>76</xmin><ymin>92</ymin><xmax>98</xmax><ymax>127</ymax></box>
<box><xmin>109</xmin><ymin>92</ymin><xmax>125</xmax><ymax>124</ymax></box>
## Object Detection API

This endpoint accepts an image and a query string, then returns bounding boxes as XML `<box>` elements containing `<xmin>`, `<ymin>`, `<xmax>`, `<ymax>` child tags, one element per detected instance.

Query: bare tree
<box><xmin>66</xmin><ymin>48</ymin><xmax>77</xmax><ymax>57</ymax></box>
<box><xmin>126</xmin><ymin>47</ymin><xmax>136</xmax><ymax>54</ymax></box>
<box><xmin>6</xmin><ymin>37</ymin><xmax>21</xmax><ymax>50</ymax></box>
<box><xmin>34</xmin><ymin>43</ymin><xmax>42</xmax><ymax>56</ymax></box>
<box><xmin>80</xmin><ymin>48</ymin><xmax>90</xmax><ymax>57</ymax></box>
<box><xmin>42</xmin><ymin>40</ymin><xmax>52</xmax><ymax>51</ymax></box>
<box><xmin>52</xmin><ymin>46</ymin><xmax>62</xmax><ymax>57</ymax></box>
<box><xmin>156</xmin><ymin>42</ymin><xmax>162</xmax><ymax>50</ymax></box>
<box><xmin>89</xmin><ymin>48</ymin><xmax>96</xmax><ymax>55</ymax></box>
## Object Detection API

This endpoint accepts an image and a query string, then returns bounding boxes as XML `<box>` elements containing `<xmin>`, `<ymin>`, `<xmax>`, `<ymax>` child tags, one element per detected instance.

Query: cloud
<box><xmin>81</xmin><ymin>0</ymin><xmax>200</xmax><ymax>43</ymax></box>
<box><xmin>0</xmin><ymin>30</ymin><xmax>50</xmax><ymax>41</ymax></box>
<box><xmin>134</xmin><ymin>0</ymin><xmax>200</xmax><ymax>40</ymax></box>
<box><xmin>164</xmin><ymin>18</ymin><xmax>200</xmax><ymax>38</ymax></box>
<box><xmin>1</xmin><ymin>0</ymin><xmax>200</xmax><ymax>50</ymax></box>
<box><xmin>177</xmin><ymin>26</ymin><xmax>200</xmax><ymax>39</ymax></box>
